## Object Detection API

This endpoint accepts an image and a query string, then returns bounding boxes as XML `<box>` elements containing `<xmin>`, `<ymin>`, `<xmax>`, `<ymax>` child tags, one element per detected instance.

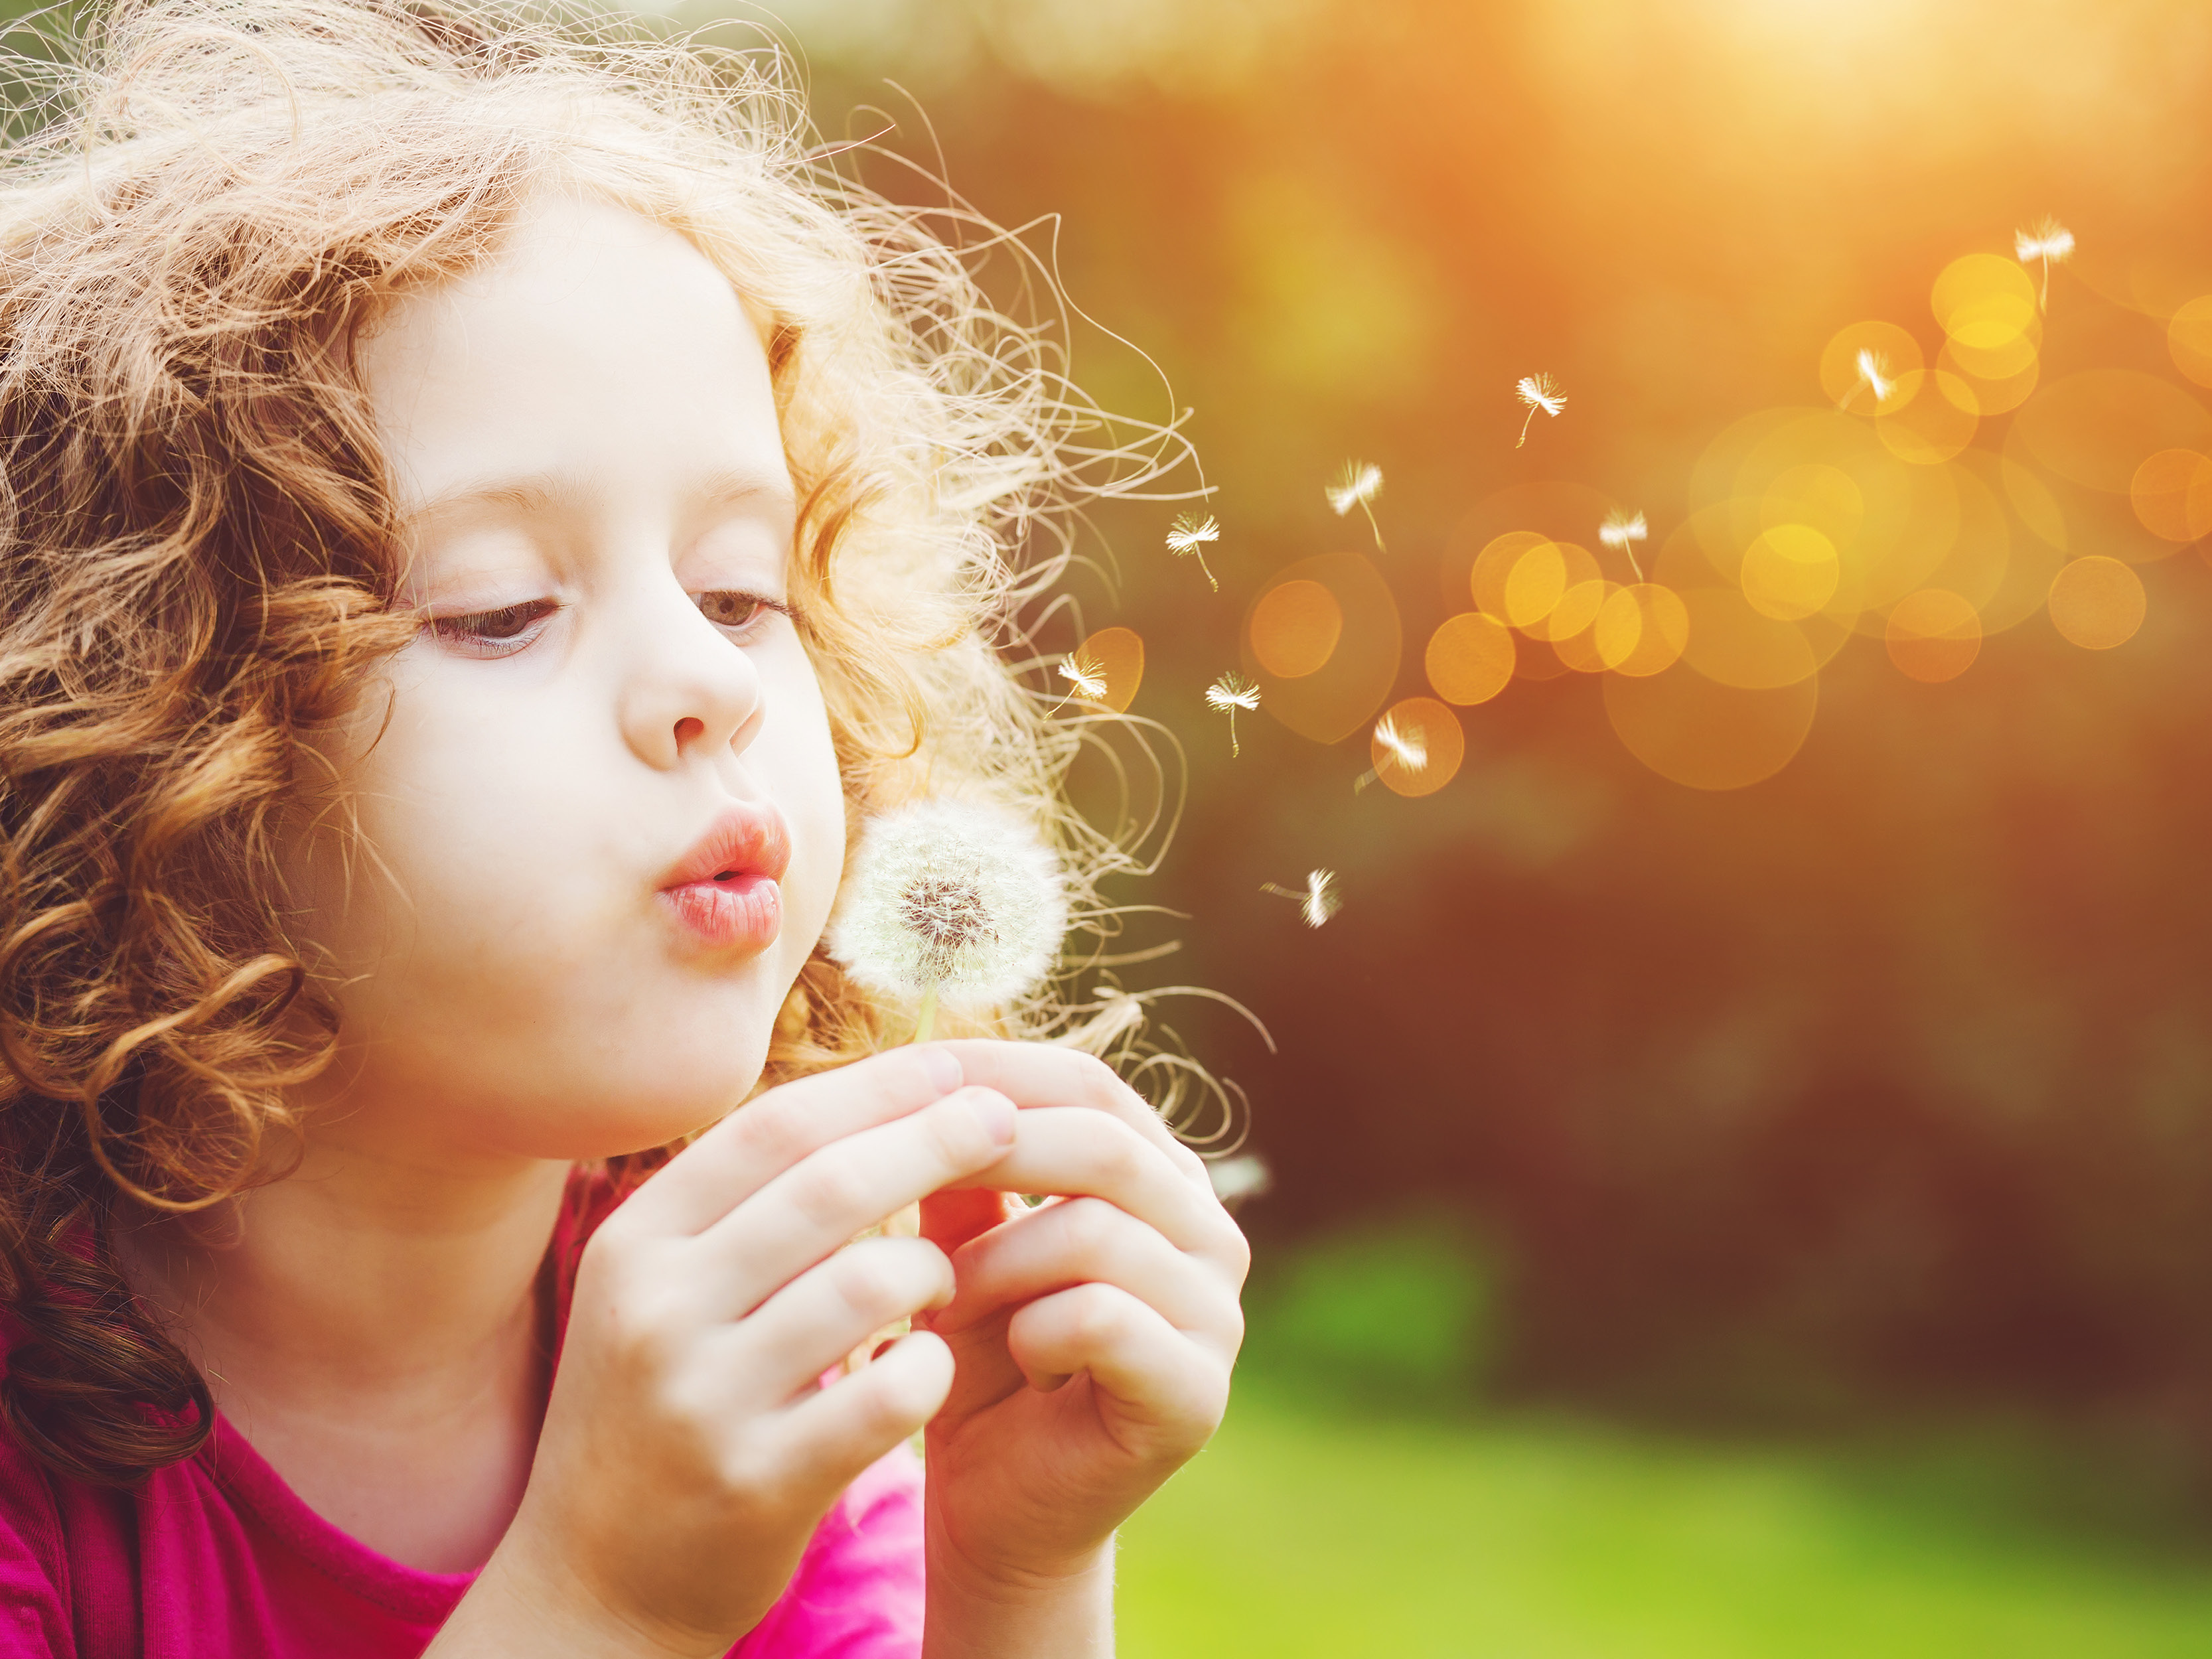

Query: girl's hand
<box><xmin>434</xmin><ymin>1046</ymin><xmax>1015</xmax><ymax>1659</ymax></box>
<box><xmin>914</xmin><ymin>1043</ymin><xmax>1250</xmax><ymax>1613</ymax></box>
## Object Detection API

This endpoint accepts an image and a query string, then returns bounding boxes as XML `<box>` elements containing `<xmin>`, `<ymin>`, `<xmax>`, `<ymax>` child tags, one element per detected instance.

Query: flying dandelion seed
<box><xmin>826</xmin><ymin>798</ymin><xmax>1066</xmax><ymax>1041</ymax></box>
<box><xmin>1849</xmin><ymin>348</ymin><xmax>1895</xmax><ymax>411</ymax></box>
<box><xmin>1165</xmin><ymin>512</ymin><xmax>1221</xmax><ymax>591</ymax></box>
<box><xmin>1599</xmin><ymin>510</ymin><xmax>1649</xmax><ymax>581</ymax></box>
<box><xmin>1353</xmin><ymin>711</ymin><xmax>1431</xmax><ymax>794</ymax></box>
<box><xmin>1057</xmin><ymin>652</ymin><xmax>1108</xmax><ymax>705</ymax></box>
<box><xmin>1515</xmin><ymin>373</ymin><xmax>1566</xmax><ymax>448</ymax></box>
<box><xmin>1325</xmin><ymin>460</ymin><xmax>1386</xmax><ymax>553</ymax></box>
<box><xmin>2015</xmin><ymin>216</ymin><xmax>2075</xmax><ymax>313</ymax></box>
<box><xmin>1260</xmin><ymin>868</ymin><xmax>1340</xmax><ymax>928</ymax></box>
<box><xmin>1205</xmin><ymin>670</ymin><xmax>1260</xmax><ymax>757</ymax></box>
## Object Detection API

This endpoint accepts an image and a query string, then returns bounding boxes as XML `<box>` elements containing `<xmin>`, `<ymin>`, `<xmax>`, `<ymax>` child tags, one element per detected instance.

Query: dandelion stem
<box><xmin>911</xmin><ymin>981</ymin><xmax>940</xmax><ymax>1045</ymax></box>
<box><xmin>1228</xmin><ymin>709</ymin><xmax>1240</xmax><ymax>758</ymax></box>
<box><xmin>1360</xmin><ymin>499</ymin><xmax>1385</xmax><ymax>554</ymax></box>
<box><xmin>1516</xmin><ymin>406</ymin><xmax>1538</xmax><ymax>449</ymax></box>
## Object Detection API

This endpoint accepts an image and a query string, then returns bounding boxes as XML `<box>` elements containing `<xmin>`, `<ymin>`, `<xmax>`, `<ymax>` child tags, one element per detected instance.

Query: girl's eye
<box><xmin>696</xmin><ymin>590</ymin><xmax>788</xmax><ymax>633</ymax></box>
<box><xmin>427</xmin><ymin>599</ymin><xmax>557</xmax><ymax>655</ymax></box>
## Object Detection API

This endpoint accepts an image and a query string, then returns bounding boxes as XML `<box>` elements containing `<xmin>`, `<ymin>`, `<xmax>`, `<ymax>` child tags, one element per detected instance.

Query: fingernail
<box><xmin>917</xmin><ymin>1045</ymin><xmax>963</xmax><ymax>1096</ymax></box>
<box><xmin>966</xmin><ymin>1088</ymin><xmax>1017</xmax><ymax>1145</ymax></box>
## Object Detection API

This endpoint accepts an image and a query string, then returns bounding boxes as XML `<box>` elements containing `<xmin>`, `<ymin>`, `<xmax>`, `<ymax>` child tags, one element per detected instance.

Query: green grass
<box><xmin>1116</xmin><ymin>1390</ymin><xmax>2212</xmax><ymax>1658</ymax></box>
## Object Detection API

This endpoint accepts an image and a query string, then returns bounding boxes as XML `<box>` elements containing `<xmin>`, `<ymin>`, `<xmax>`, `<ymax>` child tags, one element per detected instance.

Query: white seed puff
<box><xmin>826</xmin><ymin>798</ymin><xmax>1068</xmax><ymax>1010</ymax></box>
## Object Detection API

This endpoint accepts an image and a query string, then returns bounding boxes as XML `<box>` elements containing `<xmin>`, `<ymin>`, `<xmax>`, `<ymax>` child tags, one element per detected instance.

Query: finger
<box><xmin>690</xmin><ymin>1087</ymin><xmax>1017</xmax><ymax>1312</ymax></box>
<box><xmin>930</xmin><ymin>1042</ymin><xmax>1212</xmax><ymax>1190</ymax></box>
<box><xmin>932</xmin><ymin>1198</ymin><xmax>1238</xmax><ymax>1351</ymax></box>
<box><xmin>777</xmin><ymin>1329</ymin><xmax>954</xmax><ymax>1481</ymax></box>
<box><xmin>615</xmin><ymin>1044</ymin><xmax>966</xmax><ymax>1238</ymax></box>
<box><xmin>1006</xmin><ymin>1283</ymin><xmax>1229</xmax><ymax>1445</ymax></box>
<box><xmin>945</xmin><ymin>1107</ymin><xmax>1244</xmax><ymax>1262</ymax></box>
<box><xmin>717</xmin><ymin>1237</ymin><xmax>954</xmax><ymax>1404</ymax></box>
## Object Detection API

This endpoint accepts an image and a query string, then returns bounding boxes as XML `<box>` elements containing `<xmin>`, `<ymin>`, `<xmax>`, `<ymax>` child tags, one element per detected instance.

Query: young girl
<box><xmin>0</xmin><ymin>3</ymin><xmax>1246</xmax><ymax>1654</ymax></box>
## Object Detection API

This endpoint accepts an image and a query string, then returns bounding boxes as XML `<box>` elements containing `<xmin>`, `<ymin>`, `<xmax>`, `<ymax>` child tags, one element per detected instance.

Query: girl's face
<box><xmin>293</xmin><ymin>192</ymin><xmax>845</xmax><ymax>1161</ymax></box>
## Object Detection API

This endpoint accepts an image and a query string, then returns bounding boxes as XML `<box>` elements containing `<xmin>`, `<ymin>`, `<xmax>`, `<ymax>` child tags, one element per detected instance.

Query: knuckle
<box><xmin>1071</xmin><ymin>1050</ymin><xmax>1126</xmax><ymax>1108</ymax></box>
<box><xmin>715</xmin><ymin>1431</ymin><xmax>798</xmax><ymax>1510</ymax></box>
<box><xmin>1059</xmin><ymin>1195</ymin><xmax>1121</xmax><ymax>1255</ymax></box>
<box><xmin>1065</xmin><ymin>1281</ymin><xmax>1127</xmax><ymax>1346</ymax></box>
<box><xmin>790</xmin><ymin>1157</ymin><xmax>871</xmax><ymax>1229</ymax></box>
<box><xmin>736</xmin><ymin>1095</ymin><xmax>815</xmax><ymax>1167</ymax></box>
<box><xmin>921</xmin><ymin>1093</ymin><xmax>996</xmax><ymax>1169</ymax></box>
<box><xmin>828</xmin><ymin>1249</ymin><xmax>909</xmax><ymax>1323</ymax></box>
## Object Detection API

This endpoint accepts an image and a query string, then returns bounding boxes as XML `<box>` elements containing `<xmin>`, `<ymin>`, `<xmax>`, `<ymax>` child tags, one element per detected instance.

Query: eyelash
<box><xmin>426</xmin><ymin>592</ymin><xmax>796</xmax><ymax>658</ymax></box>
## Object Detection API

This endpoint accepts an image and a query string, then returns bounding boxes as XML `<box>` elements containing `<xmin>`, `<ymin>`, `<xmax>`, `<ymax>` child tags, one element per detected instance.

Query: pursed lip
<box><xmin>657</xmin><ymin>802</ymin><xmax>792</xmax><ymax>952</ymax></box>
<box><xmin>660</xmin><ymin>802</ymin><xmax>793</xmax><ymax>891</ymax></box>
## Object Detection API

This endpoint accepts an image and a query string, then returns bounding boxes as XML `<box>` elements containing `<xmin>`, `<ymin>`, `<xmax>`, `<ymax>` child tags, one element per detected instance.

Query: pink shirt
<box><xmin>0</xmin><ymin>1174</ymin><xmax>925</xmax><ymax>1658</ymax></box>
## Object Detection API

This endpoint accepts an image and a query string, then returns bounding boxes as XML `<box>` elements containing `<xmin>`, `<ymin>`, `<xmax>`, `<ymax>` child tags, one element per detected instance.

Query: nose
<box><xmin>614</xmin><ymin>575</ymin><xmax>765</xmax><ymax>770</ymax></box>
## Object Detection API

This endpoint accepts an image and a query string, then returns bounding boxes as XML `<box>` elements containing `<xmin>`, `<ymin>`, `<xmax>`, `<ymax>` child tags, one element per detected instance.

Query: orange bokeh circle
<box><xmin>1370</xmin><ymin>696</ymin><xmax>1465</xmax><ymax>798</ymax></box>
<box><xmin>1250</xmin><ymin>579</ymin><xmax>1343</xmax><ymax>678</ymax></box>
<box><xmin>2128</xmin><ymin>449</ymin><xmax>2212</xmax><ymax>543</ymax></box>
<box><xmin>1603</xmin><ymin>664</ymin><xmax>1818</xmax><ymax>792</ymax></box>
<box><xmin>1425</xmin><ymin>612</ymin><xmax>1516</xmax><ymax>705</ymax></box>
<box><xmin>1883</xmin><ymin>590</ymin><xmax>1981</xmax><ymax>684</ymax></box>
<box><xmin>2047</xmin><ymin>556</ymin><xmax>2146</xmax><ymax>650</ymax></box>
<box><xmin>1075</xmin><ymin>626</ymin><xmax>1145</xmax><ymax>711</ymax></box>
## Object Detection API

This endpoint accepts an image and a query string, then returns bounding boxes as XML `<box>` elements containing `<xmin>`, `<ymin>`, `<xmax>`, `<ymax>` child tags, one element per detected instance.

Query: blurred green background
<box><xmin>715</xmin><ymin>1</ymin><xmax>2212</xmax><ymax>1648</ymax></box>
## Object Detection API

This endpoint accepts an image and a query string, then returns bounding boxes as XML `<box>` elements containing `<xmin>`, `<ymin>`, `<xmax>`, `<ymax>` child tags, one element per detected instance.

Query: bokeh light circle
<box><xmin>2128</xmin><ymin>449</ymin><xmax>2212</xmax><ymax>543</ymax></box>
<box><xmin>1876</xmin><ymin>369</ymin><xmax>1979</xmax><ymax>465</ymax></box>
<box><xmin>1597</xmin><ymin>583</ymin><xmax>1690</xmax><ymax>676</ymax></box>
<box><xmin>1741</xmin><ymin>524</ymin><xmax>1840</xmax><ymax>621</ymax></box>
<box><xmin>1931</xmin><ymin>253</ymin><xmax>2038</xmax><ymax>351</ymax></box>
<box><xmin>1680</xmin><ymin>588</ymin><xmax>1818</xmax><ymax>689</ymax></box>
<box><xmin>1502</xmin><ymin>540</ymin><xmax>1566</xmax><ymax>628</ymax></box>
<box><xmin>1603</xmin><ymin>664</ymin><xmax>1818</xmax><ymax>792</ymax></box>
<box><xmin>1425</xmin><ymin>612</ymin><xmax>1515</xmax><ymax>705</ymax></box>
<box><xmin>1075</xmin><ymin>626</ymin><xmax>1145</xmax><ymax>712</ymax></box>
<box><xmin>1249</xmin><ymin>579</ymin><xmax>1343</xmax><ymax>678</ymax></box>
<box><xmin>1818</xmin><ymin>321</ymin><xmax>1922</xmax><ymax>414</ymax></box>
<box><xmin>2170</xmin><ymin>295</ymin><xmax>2212</xmax><ymax>390</ymax></box>
<box><xmin>1243</xmin><ymin>551</ymin><xmax>1402</xmax><ymax>743</ymax></box>
<box><xmin>1883</xmin><ymin>590</ymin><xmax>1981</xmax><ymax>683</ymax></box>
<box><xmin>2047</xmin><ymin>555</ymin><xmax>2146</xmax><ymax>650</ymax></box>
<box><xmin>2013</xmin><ymin>370</ymin><xmax>2212</xmax><ymax>492</ymax></box>
<box><xmin>1552</xmin><ymin>581</ymin><xmax>1620</xmax><ymax>672</ymax></box>
<box><xmin>1469</xmin><ymin>530</ymin><xmax>1550</xmax><ymax>622</ymax></box>
<box><xmin>1939</xmin><ymin>338</ymin><xmax>2039</xmax><ymax>416</ymax></box>
<box><xmin>1371</xmin><ymin>696</ymin><xmax>1465</xmax><ymax>798</ymax></box>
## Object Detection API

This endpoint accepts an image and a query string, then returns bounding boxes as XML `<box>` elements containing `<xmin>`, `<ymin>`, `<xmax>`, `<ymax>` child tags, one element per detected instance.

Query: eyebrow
<box><xmin>408</xmin><ymin>465</ymin><xmax>796</xmax><ymax>523</ymax></box>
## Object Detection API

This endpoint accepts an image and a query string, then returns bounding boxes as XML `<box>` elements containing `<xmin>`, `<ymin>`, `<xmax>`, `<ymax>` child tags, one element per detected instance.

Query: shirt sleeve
<box><xmin>0</xmin><ymin>1446</ymin><xmax>71</xmax><ymax>1658</ymax></box>
<box><xmin>731</xmin><ymin>1445</ymin><xmax>924</xmax><ymax>1659</ymax></box>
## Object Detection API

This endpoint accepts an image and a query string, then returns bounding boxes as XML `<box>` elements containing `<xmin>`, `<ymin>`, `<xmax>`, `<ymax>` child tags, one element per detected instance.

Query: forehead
<box><xmin>355</xmin><ymin>192</ymin><xmax>786</xmax><ymax>516</ymax></box>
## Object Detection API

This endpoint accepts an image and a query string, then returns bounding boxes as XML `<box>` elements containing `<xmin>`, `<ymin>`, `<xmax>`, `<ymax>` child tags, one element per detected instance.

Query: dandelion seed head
<box><xmin>1516</xmin><ymin>373</ymin><xmax>1566</xmax><ymax>417</ymax></box>
<box><xmin>1059</xmin><ymin>652</ymin><xmax>1108</xmax><ymax>700</ymax></box>
<box><xmin>1302</xmin><ymin>869</ymin><xmax>1340</xmax><ymax>928</ymax></box>
<box><xmin>1599</xmin><ymin>510</ymin><xmax>1648</xmax><ymax>549</ymax></box>
<box><xmin>826</xmin><ymin>799</ymin><xmax>1066</xmax><ymax>1009</ymax></box>
<box><xmin>1373</xmin><ymin>712</ymin><xmax>1429</xmax><ymax>773</ymax></box>
<box><xmin>1855</xmin><ymin>348</ymin><xmax>1895</xmax><ymax>403</ymax></box>
<box><xmin>1165</xmin><ymin>513</ymin><xmax>1220</xmax><ymax>554</ymax></box>
<box><xmin>1206</xmin><ymin>670</ymin><xmax>1260</xmax><ymax>713</ymax></box>
<box><xmin>2016</xmin><ymin>217</ymin><xmax>2075</xmax><ymax>263</ymax></box>
<box><xmin>1326</xmin><ymin>461</ymin><xmax>1383</xmax><ymax>516</ymax></box>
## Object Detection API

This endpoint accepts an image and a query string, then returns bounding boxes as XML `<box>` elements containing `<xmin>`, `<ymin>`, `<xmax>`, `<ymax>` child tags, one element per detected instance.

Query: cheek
<box><xmin>292</xmin><ymin>647</ymin><xmax>849</xmax><ymax>1153</ymax></box>
<box><xmin>759</xmin><ymin>652</ymin><xmax>848</xmax><ymax>958</ymax></box>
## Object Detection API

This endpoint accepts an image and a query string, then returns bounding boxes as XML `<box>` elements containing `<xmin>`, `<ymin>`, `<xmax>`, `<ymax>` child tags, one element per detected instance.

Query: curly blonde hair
<box><xmin>0</xmin><ymin>0</ymin><xmax>1198</xmax><ymax>1487</ymax></box>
